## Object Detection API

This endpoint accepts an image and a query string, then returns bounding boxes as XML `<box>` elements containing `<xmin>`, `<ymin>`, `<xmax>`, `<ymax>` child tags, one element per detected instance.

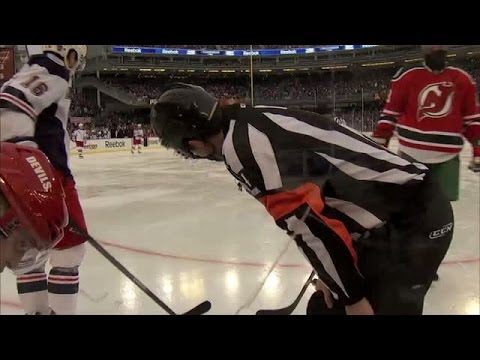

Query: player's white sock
<box><xmin>16</xmin><ymin>271</ymin><xmax>50</xmax><ymax>315</ymax></box>
<box><xmin>138</xmin><ymin>145</ymin><xmax>142</xmax><ymax>153</ymax></box>
<box><xmin>78</xmin><ymin>148</ymin><xmax>83</xmax><ymax>158</ymax></box>
<box><xmin>48</xmin><ymin>267</ymin><xmax>80</xmax><ymax>314</ymax></box>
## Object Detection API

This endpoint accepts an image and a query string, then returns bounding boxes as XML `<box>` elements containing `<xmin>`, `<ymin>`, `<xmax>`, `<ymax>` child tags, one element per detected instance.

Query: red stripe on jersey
<box><xmin>382</xmin><ymin>109</ymin><xmax>401</xmax><ymax>116</ymax></box>
<box><xmin>0</xmin><ymin>93</ymin><xmax>37</xmax><ymax>119</ymax></box>
<box><xmin>464</xmin><ymin>113</ymin><xmax>480</xmax><ymax>120</ymax></box>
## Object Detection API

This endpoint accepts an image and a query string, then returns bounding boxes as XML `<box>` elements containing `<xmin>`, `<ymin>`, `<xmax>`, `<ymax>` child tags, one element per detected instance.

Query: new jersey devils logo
<box><xmin>417</xmin><ymin>82</ymin><xmax>455</xmax><ymax>121</ymax></box>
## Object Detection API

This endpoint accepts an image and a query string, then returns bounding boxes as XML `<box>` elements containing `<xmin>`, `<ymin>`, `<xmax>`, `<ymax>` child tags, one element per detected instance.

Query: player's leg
<box><xmin>398</xmin><ymin>153</ymin><xmax>459</xmax><ymax>282</ymax></box>
<box><xmin>426</xmin><ymin>156</ymin><xmax>460</xmax><ymax>202</ymax></box>
<box><xmin>48</xmin><ymin>172</ymin><xmax>88</xmax><ymax>314</ymax></box>
<box><xmin>48</xmin><ymin>243</ymin><xmax>86</xmax><ymax>314</ymax></box>
<box><xmin>427</xmin><ymin>156</ymin><xmax>459</xmax><ymax>281</ymax></box>
<box><xmin>131</xmin><ymin>139</ymin><xmax>136</xmax><ymax>154</ymax></box>
<box><xmin>358</xmin><ymin>176</ymin><xmax>454</xmax><ymax>314</ymax></box>
<box><xmin>14</xmin><ymin>250</ymin><xmax>51</xmax><ymax>315</ymax></box>
<box><xmin>138</xmin><ymin>139</ymin><xmax>142</xmax><ymax>153</ymax></box>
<box><xmin>76</xmin><ymin>141</ymin><xmax>84</xmax><ymax>158</ymax></box>
<box><xmin>399</xmin><ymin>152</ymin><xmax>460</xmax><ymax>202</ymax></box>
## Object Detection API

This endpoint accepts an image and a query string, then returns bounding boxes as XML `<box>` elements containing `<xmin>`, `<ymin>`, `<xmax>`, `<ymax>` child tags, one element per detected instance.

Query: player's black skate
<box><xmin>26</xmin><ymin>308</ymin><xmax>56</xmax><ymax>315</ymax></box>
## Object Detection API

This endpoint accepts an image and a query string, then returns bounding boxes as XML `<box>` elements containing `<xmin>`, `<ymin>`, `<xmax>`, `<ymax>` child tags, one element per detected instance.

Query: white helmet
<box><xmin>42</xmin><ymin>45</ymin><xmax>87</xmax><ymax>72</ymax></box>
<box><xmin>78</xmin><ymin>123</ymin><xmax>84</xmax><ymax>128</ymax></box>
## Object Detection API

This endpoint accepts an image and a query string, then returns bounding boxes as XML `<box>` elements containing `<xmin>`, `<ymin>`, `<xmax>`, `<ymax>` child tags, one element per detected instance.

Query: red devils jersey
<box><xmin>373</xmin><ymin>65</ymin><xmax>480</xmax><ymax>163</ymax></box>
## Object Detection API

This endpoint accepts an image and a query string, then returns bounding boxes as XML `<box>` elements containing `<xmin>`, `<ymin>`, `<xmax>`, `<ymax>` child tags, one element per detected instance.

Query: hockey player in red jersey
<box><xmin>0</xmin><ymin>143</ymin><xmax>68</xmax><ymax>274</ymax></box>
<box><xmin>151</xmin><ymin>83</ymin><xmax>454</xmax><ymax>315</ymax></box>
<box><xmin>372</xmin><ymin>45</ymin><xmax>480</xmax><ymax>201</ymax></box>
<box><xmin>0</xmin><ymin>45</ymin><xmax>88</xmax><ymax>314</ymax></box>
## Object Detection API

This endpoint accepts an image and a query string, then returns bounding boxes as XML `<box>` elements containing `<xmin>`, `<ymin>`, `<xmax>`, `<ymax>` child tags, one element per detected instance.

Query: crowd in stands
<box><xmin>101</xmin><ymin>78</ymin><xmax>164</xmax><ymax>102</ymax></box>
<box><xmin>93</xmin><ymin>64</ymin><xmax>480</xmax><ymax>105</ymax></box>
<box><xmin>69</xmin><ymin>61</ymin><xmax>480</xmax><ymax>138</ymax></box>
<box><xmin>468</xmin><ymin>67</ymin><xmax>480</xmax><ymax>82</ymax></box>
<box><xmin>100</xmin><ymin>77</ymin><xmax>249</xmax><ymax>102</ymax></box>
<box><xmin>70</xmin><ymin>92</ymin><xmax>101</xmax><ymax>117</ymax></box>
<box><xmin>68</xmin><ymin>103</ymin><xmax>381</xmax><ymax>139</ymax></box>
<box><xmin>334</xmin><ymin>107</ymin><xmax>383</xmax><ymax>132</ymax></box>
<box><xmin>95</xmin><ymin>69</ymin><xmax>394</xmax><ymax>103</ymax></box>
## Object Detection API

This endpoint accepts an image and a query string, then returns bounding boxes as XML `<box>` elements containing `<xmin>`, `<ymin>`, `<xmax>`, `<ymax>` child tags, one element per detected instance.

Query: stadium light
<box><xmin>361</xmin><ymin>61</ymin><xmax>395</xmax><ymax>67</ymax></box>
<box><xmin>404</xmin><ymin>58</ymin><xmax>423</xmax><ymax>63</ymax></box>
<box><xmin>321</xmin><ymin>65</ymin><xmax>348</xmax><ymax>70</ymax></box>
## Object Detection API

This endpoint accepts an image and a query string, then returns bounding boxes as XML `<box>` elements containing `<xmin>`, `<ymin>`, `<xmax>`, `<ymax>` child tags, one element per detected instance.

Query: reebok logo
<box><xmin>105</xmin><ymin>140</ymin><xmax>125</xmax><ymax>148</ymax></box>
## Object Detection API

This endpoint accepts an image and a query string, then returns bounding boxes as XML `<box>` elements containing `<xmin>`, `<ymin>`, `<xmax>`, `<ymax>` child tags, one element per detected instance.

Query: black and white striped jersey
<box><xmin>221</xmin><ymin>104</ymin><xmax>430</xmax><ymax>304</ymax></box>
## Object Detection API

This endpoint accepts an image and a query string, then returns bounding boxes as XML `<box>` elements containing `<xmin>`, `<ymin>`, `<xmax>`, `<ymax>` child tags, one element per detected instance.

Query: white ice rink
<box><xmin>1</xmin><ymin>140</ymin><xmax>479</xmax><ymax>315</ymax></box>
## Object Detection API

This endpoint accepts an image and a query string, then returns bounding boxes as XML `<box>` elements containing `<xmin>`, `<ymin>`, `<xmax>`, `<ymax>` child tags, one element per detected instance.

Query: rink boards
<box><xmin>69</xmin><ymin>137</ymin><xmax>161</xmax><ymax>154</ymax></box>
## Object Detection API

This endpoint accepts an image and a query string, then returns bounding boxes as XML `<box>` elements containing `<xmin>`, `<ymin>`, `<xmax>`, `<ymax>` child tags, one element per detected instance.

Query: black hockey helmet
<box><xmin>421</xmin><ymin>45</ymin><xmax>448</xmax><ymax>71</ymax></box>
<box><xmin>150</xmin><ymin>83</ymin><xmax>222</xmax><ymax>158</ymax></box>
<box><xmin>420</xmin><ymin>45</ymin><xmax>449</xmax><ymax>53</ymax></box>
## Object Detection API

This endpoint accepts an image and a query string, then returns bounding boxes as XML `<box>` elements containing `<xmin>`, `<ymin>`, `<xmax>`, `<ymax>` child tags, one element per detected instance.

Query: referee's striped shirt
<box><xmin>221</xmin><ymin>104</ymin><xmax>429</xmax><ymax>304</ymax></box>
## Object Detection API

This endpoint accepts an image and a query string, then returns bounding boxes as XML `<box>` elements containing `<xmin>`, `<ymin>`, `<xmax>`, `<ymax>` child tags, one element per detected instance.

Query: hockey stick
<box><xmin>256</xmin><ymin>270</ymin><xmax>316</xmax><ymax>315</ymax></box>
<box><xmin>70</xmin><ymin>223</ymin><xmax>211</xmax><ymax>315</ymax></box>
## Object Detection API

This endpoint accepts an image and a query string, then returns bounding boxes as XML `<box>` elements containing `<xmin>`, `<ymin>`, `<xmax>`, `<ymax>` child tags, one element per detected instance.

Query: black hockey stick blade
<box><xmin>70</xmin><ymin>222</ymin><xmax>211</xmax><ymax>315</ymax></box>
<box><xmin>256</xmin><ymin>270</ymin><xmax>316</xmax><ymax>315</ymax></box>
<box><xmin>182</xmin><ymin>301</ymin><xmax>212</xmax><ymax>315</ymax></box>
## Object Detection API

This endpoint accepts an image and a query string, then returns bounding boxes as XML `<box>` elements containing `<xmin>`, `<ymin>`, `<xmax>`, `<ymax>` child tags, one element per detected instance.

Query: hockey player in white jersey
<box><xmin>72</xmin><ymin>123</ymin><xmax>87</xmax><ymax>158</ymax></box>
<box><xmin>132</xmin><ymin>123</ymin><xmax>144</xmax><ymax>154</ymax></box>
<box><xmin>0</xmin><ymin>45</ymin><xmax>89</xmax><ymax>314</ymax></box>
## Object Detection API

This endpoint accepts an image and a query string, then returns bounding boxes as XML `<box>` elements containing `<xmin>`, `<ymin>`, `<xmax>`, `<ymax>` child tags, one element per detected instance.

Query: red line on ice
<box><xmin>98</xmin><ymin>240</ymin><xmax>479</xmax><ymax>268</ymax></box>
<box><xmin>0</xmin><ymin>300</ymin><xmax>23</xmax><ymax>310</ymax></box>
